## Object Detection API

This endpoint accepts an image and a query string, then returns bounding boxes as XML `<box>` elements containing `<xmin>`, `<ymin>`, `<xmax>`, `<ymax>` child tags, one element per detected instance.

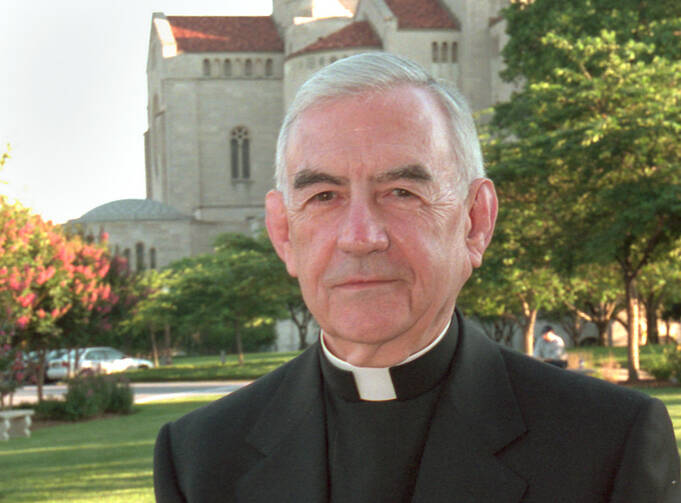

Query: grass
<box><xmin>1</xmin><ymin>388</ymin><xmax>680</xmax><ymax>502</ymax></box>
<box><xmin>120</xmin><ymin>345</ymin><xmax>669</xmax><ymax>383</ymax></box>
<box><xmin>567</xmin><ymin>344</ymin><xmax>669</xmax><ymax>371</ymax></box>
<box><xmin>124</xmin><ymin>351</ymin><xmax>301</xmax><ymax>382</ymax></box>
<box><xmin>640</xmin><ymin>387</ymin><xmax>681</xmax><ymax>454</ymax></box>
<box><xmin>0</xmin><ymin>396</ymin><xmax>219</xmax><ymax>503</ymax></box>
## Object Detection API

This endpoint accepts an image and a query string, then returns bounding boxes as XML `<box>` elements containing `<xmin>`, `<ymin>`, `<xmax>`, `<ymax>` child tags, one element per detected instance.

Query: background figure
<box><xmin>533</xmin><ymin>325</ymin><xmax>567</xmax><ymax>368</ymax></box>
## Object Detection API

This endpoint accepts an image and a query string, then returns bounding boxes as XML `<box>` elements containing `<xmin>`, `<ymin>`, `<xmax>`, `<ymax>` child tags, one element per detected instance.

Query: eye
<box><xmin>391</xmin><ymin>188</ymin><xmax>415</xmax><ymax>198</ymax></box>
<box><xmin>311</xmin><ymin>191</ymin><xmax>336</xmax><ymax>203</ymax></box>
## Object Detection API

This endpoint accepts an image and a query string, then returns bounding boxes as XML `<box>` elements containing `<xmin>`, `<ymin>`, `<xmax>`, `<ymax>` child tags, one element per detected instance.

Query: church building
<box><xmin>72</xmin><ymin>0</ymin><xmax>516</xmax><ymax>272</ymax></box>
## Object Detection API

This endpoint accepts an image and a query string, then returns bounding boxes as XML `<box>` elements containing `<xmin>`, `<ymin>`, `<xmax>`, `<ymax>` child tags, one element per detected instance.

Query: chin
<box><xmin>324</xmin><ymin>314</ymin><xmax>411</xmax><ymax>345</ymax></box>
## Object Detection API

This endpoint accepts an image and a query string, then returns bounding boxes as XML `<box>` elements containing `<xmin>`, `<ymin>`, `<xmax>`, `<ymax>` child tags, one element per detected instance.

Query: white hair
<box><xmin>275</xmin><ymin>52</ymin><xmax>485</xmax><ymax>199</ymax></box>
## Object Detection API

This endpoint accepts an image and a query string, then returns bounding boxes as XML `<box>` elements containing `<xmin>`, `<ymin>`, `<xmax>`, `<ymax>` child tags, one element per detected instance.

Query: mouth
<box><xmin>334</xmin><ymin>278</ymin><xmax>396</xmax><ymax>290</ymax></box>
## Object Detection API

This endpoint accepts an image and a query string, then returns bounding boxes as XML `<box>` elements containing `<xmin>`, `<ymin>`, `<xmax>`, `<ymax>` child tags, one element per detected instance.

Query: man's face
<box><xmin>267</xmin><ymin>86</ymin><xmax>493</xmax><ymax>365</ymax></box>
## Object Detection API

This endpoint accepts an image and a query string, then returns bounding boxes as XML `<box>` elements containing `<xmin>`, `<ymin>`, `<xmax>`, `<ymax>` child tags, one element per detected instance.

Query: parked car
<box><xmin>46</xmin><ymin>347</ymin><xmax>154</xmax><ymax>381</ymax></box>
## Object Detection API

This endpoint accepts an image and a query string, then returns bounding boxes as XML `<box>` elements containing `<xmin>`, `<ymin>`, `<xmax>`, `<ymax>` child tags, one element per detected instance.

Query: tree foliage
<box><xmin>0</xmin><ymin>152</ymin><xmax>124</xmax><ymax>399</ymax></box>
<box><xmin>485</xmin><ymin>0</ymin><xmax>681</xmax><ymax>379</ymax></box>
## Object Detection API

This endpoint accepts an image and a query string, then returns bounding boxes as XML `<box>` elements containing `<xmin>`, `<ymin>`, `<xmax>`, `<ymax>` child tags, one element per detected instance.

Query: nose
<box><xmin>337</xmin><ymin>198</ymin><xmax>389</xmax><ymax>255</ymax></box>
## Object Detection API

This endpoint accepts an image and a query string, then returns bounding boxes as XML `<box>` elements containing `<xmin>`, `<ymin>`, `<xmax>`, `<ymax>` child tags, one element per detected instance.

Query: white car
<box><xmin>46</xmin><ymin>347</ymin><xmax>154</xmax><ymax>381</ymax></box>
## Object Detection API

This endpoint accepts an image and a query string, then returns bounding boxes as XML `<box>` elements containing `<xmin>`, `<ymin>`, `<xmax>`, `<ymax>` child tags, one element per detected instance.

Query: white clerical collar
<box><xmin>320</xmin><ymin>321</ymin><xmax>451</xmax><ymax>401</ymax></box>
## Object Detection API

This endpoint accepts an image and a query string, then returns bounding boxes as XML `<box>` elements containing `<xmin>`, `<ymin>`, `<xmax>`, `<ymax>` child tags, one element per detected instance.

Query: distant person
<box><xmin>534</xmin><ymin>325</ymin><xmax>568</xmax><ymax>368</ymax></box>
<box><xmin>153</xmin><ymin>53</ymin><xmax>680</xmax><ymax>502</ymax></box>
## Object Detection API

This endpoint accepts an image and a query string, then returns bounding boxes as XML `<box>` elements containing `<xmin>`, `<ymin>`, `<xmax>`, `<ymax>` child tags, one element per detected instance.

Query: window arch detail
<box><xmin>230</xmin><ymin>127</ymin><xmax>251</xmax><ymax>180</ymax></box>
<box><xmin>135</xmin><ymin>242</ymin><xmax>145</xmax><ymax>272</ymax></box>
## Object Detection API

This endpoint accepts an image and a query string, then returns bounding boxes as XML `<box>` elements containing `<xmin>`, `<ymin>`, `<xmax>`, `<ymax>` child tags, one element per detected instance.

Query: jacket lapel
<box><xmin>412</xmin><ymin>317</ymin><xmax>528</xmax><ymax>503</ymax></box>
<box><xmin>235</xmin><ymin>344</ymin><xmax>328</xmax><ymax>503</ymax></box>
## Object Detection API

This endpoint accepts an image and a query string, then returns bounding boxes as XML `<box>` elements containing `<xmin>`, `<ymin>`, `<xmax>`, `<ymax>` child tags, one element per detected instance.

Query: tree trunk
<box><xmin>595</xmin><ymin>320</ymin><xmax>609</xmax><ymax>346</ymax></box>
<box><xmin>150</xmin><ymin>327</ymin><xmax>159</xmax><ymax>367</ymax></box>
<box><xmin>522</xmin><ymin>305</ymin><xmax>538</xmax><ymax>356</ymax></box>
<box><xmin>163</xmin><ymin>323</ymin><xmax>172</xmax><ymax>365</ymax></box>
<box><xmin>644</xmin><ymin>295</ymin><xmax>660</xmax><ymax>345</ymax></box>
<box><xmin>234</xmin><ymin>321</ymin><xmax>244</xmax><ymax>365</ymax></box>
<box><xmin>298</xmin><ymin>325</ymin><xmax>308</xmax><ymax>350</ymax></box>
<box><xmin>625</xmin><ymin>278</ymin><xmax>640</xmax><ymax>382</ymax></box>
<box><xmin>289</xmin><ymin>304</ymin><xmax>312</xmax><ymax>350</ymax></box>
<box><xmin>36</xmin><ymin>348</ymin><xmax>46</xmax><ymax>402</ymax></box>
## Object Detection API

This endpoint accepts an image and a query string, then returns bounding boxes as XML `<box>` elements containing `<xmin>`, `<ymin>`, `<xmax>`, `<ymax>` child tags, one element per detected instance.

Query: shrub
<box><xmin>661</xmin><ymin>345</ymin><xmax>681</xmax><ymax>383</ymax></box>
<box><xmin>37</xmin><ymin>375</ymin><xmax>134</xmax><ymax>421</ymax></box>
<box><xmin>34</xmin><ymin>399</ymin><xmax>70</xmax><ymax>421</ymax></box>
<box><xmin>104</xmin><ymin>377</ymin><xmax>134</xmax><ymax>414</ymax></box>
<box><xmin>649</xmin><ymin>354</ymin><xmax>673</xmax><ymax>381</ymax></box>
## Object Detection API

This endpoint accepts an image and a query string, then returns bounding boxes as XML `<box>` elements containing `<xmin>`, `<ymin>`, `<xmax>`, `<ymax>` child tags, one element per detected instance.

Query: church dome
<box><xmin>75</xmin><ymin>199</ymin><xmax>191</xmax><ymax>223</ymax></box>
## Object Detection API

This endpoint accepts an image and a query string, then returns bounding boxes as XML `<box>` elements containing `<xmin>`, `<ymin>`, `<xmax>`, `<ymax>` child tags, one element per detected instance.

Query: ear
<box><xmin>265</xmin><ymin>190</ymin><xmax>298</xmax><ymax>277</ymax></box>
<box><xmin>465</xmin><ymin>178</ymin><xmax>498</xmax><ymax>269</ymax></box>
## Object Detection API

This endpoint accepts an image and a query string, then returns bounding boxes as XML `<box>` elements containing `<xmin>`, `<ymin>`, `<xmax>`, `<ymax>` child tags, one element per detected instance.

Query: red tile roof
<box><xmin>289</xmin><ymin>21</ymin><xmax>382</xmax><ymax>58</ymax></box>
<box><xmin>384</xmin><ymin>0</ymin><xmax>460</xmax><ymax>30</ymax></box>
<box><xmin>166</xmin><ymin>16</ymin><xmax>284</xmax><ymax>53</ymax></box>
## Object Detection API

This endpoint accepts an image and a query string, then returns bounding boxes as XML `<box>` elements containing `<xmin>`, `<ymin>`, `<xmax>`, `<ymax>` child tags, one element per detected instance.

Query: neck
<box><xmin>322</xmin><ymin>313</ymin><xmax>452</xmax><ymax>367</ymax></box>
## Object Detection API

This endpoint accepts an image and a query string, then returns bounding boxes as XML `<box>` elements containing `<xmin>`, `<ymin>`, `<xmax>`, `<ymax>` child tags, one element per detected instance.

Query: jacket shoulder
<box><xmin>155</xmin><ymin>346</ymin><xmax>320</xmax><ymax>500</ymax></box>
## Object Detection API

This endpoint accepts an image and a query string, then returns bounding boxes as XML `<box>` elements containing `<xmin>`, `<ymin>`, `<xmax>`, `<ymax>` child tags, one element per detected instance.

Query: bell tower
<box><xmin>271</xmin><ymin>0</ymin><xmax>315</xmax><ymax>31</ymax></box>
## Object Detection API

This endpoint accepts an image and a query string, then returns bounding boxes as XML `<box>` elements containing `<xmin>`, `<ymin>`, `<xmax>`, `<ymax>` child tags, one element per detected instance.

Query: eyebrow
<box><xmin>291</xmin><ymin>164</ymin><xmax>432</xmax><ymax>191</ymax></box>
<box><xmin>293</xmin><ymin>169</ymin><xmax>346</xmax><ymax>190</ymax></box>
<box><xmin>374</xmin><ymin>164</ymin><xmax>432</xmax><ymax>183</ymax></box>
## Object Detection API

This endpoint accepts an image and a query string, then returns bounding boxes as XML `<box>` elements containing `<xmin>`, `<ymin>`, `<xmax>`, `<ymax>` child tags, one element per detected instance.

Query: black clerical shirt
<box><xmin>319</xmin><ymin>318</ymin><xmax>458</xmax><ymax>503</ymax></box>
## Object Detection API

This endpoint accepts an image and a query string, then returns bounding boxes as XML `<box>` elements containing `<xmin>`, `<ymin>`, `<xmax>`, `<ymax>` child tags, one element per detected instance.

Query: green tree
<box><xmin>214</xmin><ymin>232</ymin><xmax>312</xmax><ymax>350</ymax></box>
<box><xmin>166</xmin><ymin>244</ymin><xmax>283</xmax><ymax>364</ymax></box>
<box><xmin>564</xmin><ymin>263</ymin><xmax>622</xmax><ymax>346</ymax></box>
<box><xmin>489</xmin><ymin>2</ymin><xmax>681</xmax><ymax>380</ymax></box>
<box><xmin>637</xmin><ymin>240</ymin><xmax>681</xmax><ymax>344</ymax></box>
<box><xmin>0</xmin><ymin>154</ymin><xmax>120</xmax><ymax>399</ymax></box>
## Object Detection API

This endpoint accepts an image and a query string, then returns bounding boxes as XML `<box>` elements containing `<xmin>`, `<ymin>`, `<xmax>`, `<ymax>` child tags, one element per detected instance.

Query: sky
<box><xmin>0</xmin><ymin>0</ymin><xmax>274</xmax><ymax>224</ymax></box>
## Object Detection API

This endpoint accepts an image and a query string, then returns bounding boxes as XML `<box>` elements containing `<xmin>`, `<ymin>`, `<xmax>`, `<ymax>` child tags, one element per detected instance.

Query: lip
<box><xmin>333</xmin><ymin>278</ymin><xmax>396</xmax><ymax>290</ymax></box>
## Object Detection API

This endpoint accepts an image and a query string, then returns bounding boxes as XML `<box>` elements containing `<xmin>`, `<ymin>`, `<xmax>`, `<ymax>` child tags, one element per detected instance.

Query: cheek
<box><xmin>289</xmin><ymin>219</ymin><xmax>334</xmax><ymax>281</ymax></box>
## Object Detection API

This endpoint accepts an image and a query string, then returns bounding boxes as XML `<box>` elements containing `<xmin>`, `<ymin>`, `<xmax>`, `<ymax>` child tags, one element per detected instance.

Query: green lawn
<box><xmin>124</xmin><ymin>351</ymin><xmax>301</xmax><ymax>382</ymax></box>
<box><xmin>121</xmin><ymin>345</ymin><xmax>670</xmax><ymax>383</ymax></box>
<box><xmin>567</xmin><ymin>344</ymin><xmax>669</xmax><ymax>371</ymax></box>
<box><xmin>0</xmin><ymin>396</ymin><xmax>219</xmax><ymax>503</ymax></box>
<box><xmin>644</xmin><ymin>387</ymin><xmax>681</xmax><ymax>454</ymax></box>
<box><xmin>1</xmin><ymin>388</ymin><xmax>680</xmax><ymax>502</ymax></box>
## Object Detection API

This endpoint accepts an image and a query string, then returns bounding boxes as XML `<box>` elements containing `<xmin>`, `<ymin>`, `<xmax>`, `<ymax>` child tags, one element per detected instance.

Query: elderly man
<box><xmin>154</xmin><ymin>53</ymin><xmax>679</xmax><ymax>502</ymax></box>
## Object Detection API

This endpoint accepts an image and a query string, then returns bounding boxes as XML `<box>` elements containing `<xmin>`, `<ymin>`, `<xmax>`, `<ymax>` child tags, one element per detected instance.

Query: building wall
<box><xmin>79</xmin><ymin>220</ymin><xmax>194</xmax><ymax>271</ymax></box>
<box><xmin>284</xmin><ymin>47</ymin><xmax>381</xmax><ymax>109</ymax></box>
<box><xmin>148</xmin><ymin>44</ymin><xmax>284</xmax><ymax>220</ymax></box>
<box><xmin>143</xmin><ymin>0</ymin><xmax>518</xmax><ymax>350</ymax></box>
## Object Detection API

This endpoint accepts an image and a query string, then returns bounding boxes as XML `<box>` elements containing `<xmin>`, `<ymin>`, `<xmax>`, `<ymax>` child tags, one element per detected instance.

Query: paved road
<box><xmin>12</xmin><ymin>381</ymin><xmax>249</xmax><ymax>405</ymax></box>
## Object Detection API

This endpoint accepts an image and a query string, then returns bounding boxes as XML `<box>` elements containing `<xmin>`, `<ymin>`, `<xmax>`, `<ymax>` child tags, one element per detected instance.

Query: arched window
<box><xmin>202</xmin><ymin>58</ymin><xmax>211</xmax><ymax>76</ymax></box>
<box><xmin>265</xmin><ymin>58</ymin><xmax>273</xmax><ymax>76</ymax></box>
<box><xmin>431</xmin><ymin>42</ymin><xmax>439</xmax><ymax>62</ymax></box>
<box><xmin>224</xmin><ymin>59</ymin><xmax>232</xmax><ymax>77</ymax></box>
<box><xmin>244</xmin><ymin>59</ymin><xmax>253</xmax><ymax>76</ymax></box>
<box><xmin>230</xmin><ymin>126</ymin><xmax>250</xmax><ymax>180</ymax></box>
<box><xmin>135</xmin><ymin>242</ymin><xmax>145</xmax><ymax>272</ymax></box>
<box><xmin>441</xmin><ymin>42</ymin><xmax>448</xmax><ymax>62</ymax></box>
<box><xmin>451</xmin><ymin>42</ymin><xmax>459</xmax><ymax>63</ymax></box>
<box><xmin>149</xmin><ymin>248</ymin><xmax>157</xmax><ymax>270</ymax></box>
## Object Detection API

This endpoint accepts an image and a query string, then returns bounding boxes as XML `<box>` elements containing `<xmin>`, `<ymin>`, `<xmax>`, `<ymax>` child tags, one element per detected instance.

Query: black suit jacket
<box><xmin>154</xmin><ymin>319</ymin><xmax>680</xmax><ymax>502</ymax></box>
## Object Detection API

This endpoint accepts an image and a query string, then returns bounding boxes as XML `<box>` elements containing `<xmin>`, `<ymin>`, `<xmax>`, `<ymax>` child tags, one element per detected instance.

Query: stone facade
<box><xmin>141</xmin><ymin>0</ymin><xmax>516</xmax><ymax>261</ymax></box>
<box><xmin>71</xmin><ymin>0</ymin><xmax>519</xmax><ymax>349</ymax></box>
<box><xmin>76</xmin><ymin>0</ymin><xmax>516</xmax><ymax>273</ymax></box>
